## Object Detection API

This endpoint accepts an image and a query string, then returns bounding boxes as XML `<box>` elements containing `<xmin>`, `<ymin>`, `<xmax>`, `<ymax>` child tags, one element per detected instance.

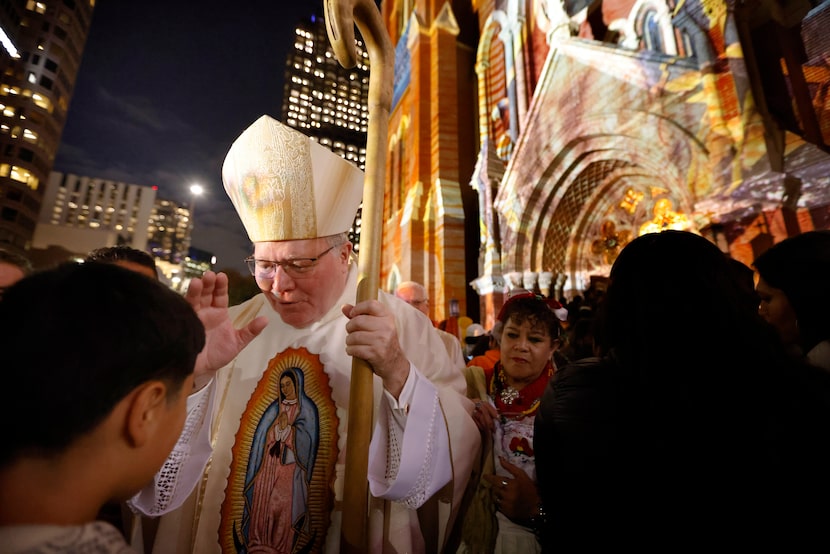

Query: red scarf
<box><xmin>485</xmin><ymin>361</ymin><xmax>553</xmax><ymax>419</ymax></box>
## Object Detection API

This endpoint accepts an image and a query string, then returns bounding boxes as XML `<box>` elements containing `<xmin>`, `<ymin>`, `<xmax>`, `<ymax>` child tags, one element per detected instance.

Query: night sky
<box><xmin>54</xmin><ymin>1</ymin><xmax>322</xmax><ymax>273</ymax></box>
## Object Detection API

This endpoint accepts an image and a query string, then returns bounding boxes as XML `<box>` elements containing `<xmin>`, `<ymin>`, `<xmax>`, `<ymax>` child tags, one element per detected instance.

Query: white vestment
<box><xmin>130</xmin><ymin>263</ymin><xmax>478</xmax><ymax>553</ymax></box>
<box><xmin>436</xmin><ymin>328</ymin><xmax>466</xmax><ymax>371</ymax></box>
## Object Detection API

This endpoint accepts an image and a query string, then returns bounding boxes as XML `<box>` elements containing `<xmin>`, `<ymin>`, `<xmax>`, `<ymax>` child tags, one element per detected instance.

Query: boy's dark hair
<box><xmin>0</xmin><ymin>262</ymin><xmax>205</xmax><ymax>467</ymax></box>
<box><xmin>85</xmin><ymin>245</ymin><xmax>158</xmax><ymax>277</ymax></box>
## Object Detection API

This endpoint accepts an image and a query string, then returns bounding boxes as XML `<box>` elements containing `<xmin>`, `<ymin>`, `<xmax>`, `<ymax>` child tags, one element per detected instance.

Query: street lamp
<box><xmin>188</xmin><ymin>183</ymin><xmax>204</xmax><ymax>232</ymax></box>
<box><xmin>177</xmin><ymin>183</ymin><xmax>205</xmax><ymax>292</ymax></box>
<box><xmin>189</xmin><ymin>183</ymin><xmax>204</xmax><ymax>213</ymax></box>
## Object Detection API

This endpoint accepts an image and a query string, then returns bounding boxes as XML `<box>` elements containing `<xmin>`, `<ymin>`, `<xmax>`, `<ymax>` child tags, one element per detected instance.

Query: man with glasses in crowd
<box><xmin>129</xmin><ymin>115</ymin><xmax>477</xmax><ymax>553</ymax></box>
<box><xmin>396</xmin><ymin>280</ymin><xmax>466</xmax><ymax>370</ymax></box>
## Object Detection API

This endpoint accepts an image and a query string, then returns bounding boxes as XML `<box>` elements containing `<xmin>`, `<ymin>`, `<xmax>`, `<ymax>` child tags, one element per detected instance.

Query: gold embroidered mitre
<box><xmin>222</xmin><ymin>115</ymin><xmax>364</xmax><ymax>242</ymax></box>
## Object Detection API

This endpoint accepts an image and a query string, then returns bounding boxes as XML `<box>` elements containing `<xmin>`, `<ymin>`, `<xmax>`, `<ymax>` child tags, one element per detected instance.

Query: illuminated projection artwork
<box><xmin>584</xmin><ymin>187</ymin><xmax>690</xmax><ymax>274</ymax></box>
<box><xmin>220</xmin><ymin>348</ymin><xmax>339</xmax><ymax>553</ymax></box>
<box><xmin>591</xmin><ymin>221</ymin><xmax>631</xmax><ymax>267</ymax></box>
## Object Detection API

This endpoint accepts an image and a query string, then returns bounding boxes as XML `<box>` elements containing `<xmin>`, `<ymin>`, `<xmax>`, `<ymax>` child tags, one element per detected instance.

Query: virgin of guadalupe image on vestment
<box><xmin>220</xmin><ymin>348</ymin><xmax>340</xmax><ymax>553</ymax></box>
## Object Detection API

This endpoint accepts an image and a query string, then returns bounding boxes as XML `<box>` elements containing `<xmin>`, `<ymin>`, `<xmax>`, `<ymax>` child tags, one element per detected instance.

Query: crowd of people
<box><xmin>2</xmin><ymin>111</ymin><xmax>829</xmax><ymax>554</ymax></box>
<box><xmin>534</xmin><ymin>230</ymin><xmax>830</xmax><ymax>550</ymax></box>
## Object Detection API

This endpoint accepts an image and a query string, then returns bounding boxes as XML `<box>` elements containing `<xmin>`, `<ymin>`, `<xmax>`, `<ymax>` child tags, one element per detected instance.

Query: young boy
<box><xmin>0</xmin><ymin>262</ymin><xmax>205</xmax><ymax>552</ymax></box>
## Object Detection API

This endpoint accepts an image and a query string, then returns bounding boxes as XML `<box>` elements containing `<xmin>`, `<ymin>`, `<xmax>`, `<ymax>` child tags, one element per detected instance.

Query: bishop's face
<box><xmin>253</xmin><ymin>238</ymin><xmax>351</xmax><ymax>328</ymax></box>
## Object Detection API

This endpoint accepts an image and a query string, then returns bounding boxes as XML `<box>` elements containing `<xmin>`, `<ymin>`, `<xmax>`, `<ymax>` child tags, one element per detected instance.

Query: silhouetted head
<box><xmin>0</xmin><ymin>262</ymin><xmax>204</xmax><ymax>467</ymax></box>
<box><xmin>753</xmin><ymin>230</ymin><xmax>830</xmax><ymax>353</ymax></box>
<box><xmin>85</xmin><ymin>245</ymin><xmax>158</xmax><ymax>280</ymax></box>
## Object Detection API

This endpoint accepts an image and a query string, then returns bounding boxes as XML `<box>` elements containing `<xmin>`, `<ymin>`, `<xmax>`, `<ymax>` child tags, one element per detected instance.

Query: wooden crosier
<box><xmin>323</xmin><ymin>0</ymin><xmax>393</xmax><ymax>551</ymax></box>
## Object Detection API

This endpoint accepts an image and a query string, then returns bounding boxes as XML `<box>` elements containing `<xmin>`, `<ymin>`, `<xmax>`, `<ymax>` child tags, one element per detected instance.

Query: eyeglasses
<box><xmin>408</xmin><ymin>298</ymin><xmax>429</xmax><ymax>306</ymax></box>
<box><xmin>244</xmin><ymin>244</ymin><xmax>341</xmax><ymax>280</ymax></box>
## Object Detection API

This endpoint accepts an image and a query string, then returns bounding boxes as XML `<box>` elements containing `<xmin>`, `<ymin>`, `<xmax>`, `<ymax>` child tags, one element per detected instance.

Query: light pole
<box><xmin>189</xmin><ymin>183</ymin><xmax>204</xmax><ymax>223</ymax></box>
<box><xmin>188</xmin><ymin>183</ymin><xmax>204</xmax><ymax>245</ymax></box>
<box><xmin>178</xmin><ymin>183</ymin><xmax>204</xmax><ymax>292</ymax></box>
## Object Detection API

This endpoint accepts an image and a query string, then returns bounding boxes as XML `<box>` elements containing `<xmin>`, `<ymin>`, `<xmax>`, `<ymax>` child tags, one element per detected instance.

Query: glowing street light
<box><xmin>188</xmin><ymin>183</ymin><xmax>204</xmax><ymax>227</ymax></box>
<box><xmin>176</xmin><ymin>183</ymin><xmax>206</xmax><ymax>293</ymax></box>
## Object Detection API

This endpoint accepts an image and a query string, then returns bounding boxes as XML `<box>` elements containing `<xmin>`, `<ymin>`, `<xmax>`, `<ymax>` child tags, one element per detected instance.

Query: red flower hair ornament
<box><xmin>496</xmin><ymin>288</ymin><xmax>568</xmax><ymax>323</ymax></box>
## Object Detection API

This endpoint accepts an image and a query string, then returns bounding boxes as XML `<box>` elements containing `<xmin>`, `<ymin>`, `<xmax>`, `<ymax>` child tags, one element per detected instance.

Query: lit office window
<box><xmin>10</xmin><ymin>166</ymin><xmax>38</xmax><ymax>190</ymax></box>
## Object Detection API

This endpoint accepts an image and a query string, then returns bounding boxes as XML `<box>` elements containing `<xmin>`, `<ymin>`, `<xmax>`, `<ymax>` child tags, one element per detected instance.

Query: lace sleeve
<box><xmin>368</xmin><ymin>366</ymin><xmax>450</xmax><ymax>509</ymax></box>
<box><xmin>128</xmin><ymin>380</ymin><xmax>215</xmax><ymax>516</ymax></box>
<box><xmin>384</xmin><ymin>393</ymin><xmax>440</xmax><ymax>509</ymax></box>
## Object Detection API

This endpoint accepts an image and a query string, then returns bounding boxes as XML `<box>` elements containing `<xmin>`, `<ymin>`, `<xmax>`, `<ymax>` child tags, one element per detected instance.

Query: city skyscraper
<box><xmin>34</xmin><ymin>171</ymin><xmax>157</xmax><ymax>254</ymax></box>
<box><xmin>0</xmin><ymin>0</ymin><xmax>95</xmax><ymax>255</ymax></box>
<box><xmin>32</xmin><ymin>169</ymin><xmax>210</xmax><ymax>287</ymax></box>
<box><xmin>146</xmin><ymin>196</ymin><xmax>193</xmax><ymax>265</ymax></box>
<box><xmin>147</xmin><ymin>196</ymin><xmax>207</xmax><ymax>290</ymax></box>
<box><xmin>280</xmin><ymin>11</ymin><xmax>369</xmax><ymax>251</ymax></box>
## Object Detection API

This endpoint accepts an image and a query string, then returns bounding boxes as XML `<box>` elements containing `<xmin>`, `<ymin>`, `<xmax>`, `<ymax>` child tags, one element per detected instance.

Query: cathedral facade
<box><xmin>382</xmin><ymin>0</ymin><xmax>829</xmax><ymax>328</ymax></box>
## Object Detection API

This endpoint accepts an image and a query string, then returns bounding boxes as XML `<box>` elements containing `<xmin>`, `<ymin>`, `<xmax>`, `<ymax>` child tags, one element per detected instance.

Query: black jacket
<box><xmin>534</xmin><ymin>354</ymin><xmax>830</xmax><ymax>552</ymax></box>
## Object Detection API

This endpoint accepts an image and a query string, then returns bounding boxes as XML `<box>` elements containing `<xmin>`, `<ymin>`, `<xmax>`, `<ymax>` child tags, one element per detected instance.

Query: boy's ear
<box><xmin>124</xmin><ymin>381</ymin><xmax>169</xmax><ymax>448</ymax></box>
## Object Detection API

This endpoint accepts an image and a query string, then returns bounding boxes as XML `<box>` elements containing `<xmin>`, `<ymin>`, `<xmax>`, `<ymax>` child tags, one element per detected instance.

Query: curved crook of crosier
<box><xmin>324</xmin><ymin>0</ymin><xmax>394</xmax><ymax>113</ymax></box>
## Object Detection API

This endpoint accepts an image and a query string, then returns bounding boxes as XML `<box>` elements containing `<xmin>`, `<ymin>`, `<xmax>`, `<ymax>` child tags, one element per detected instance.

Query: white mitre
<box><xmin>222</xmin><ymin>114</ymin><xmax>364</xmax><ymax>242</ymax></box>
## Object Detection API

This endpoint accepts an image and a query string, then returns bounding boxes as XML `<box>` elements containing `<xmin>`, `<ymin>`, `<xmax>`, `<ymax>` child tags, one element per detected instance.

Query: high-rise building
<box><xmin>146</xmin><ymin>197</ymin><xmax>192</xmax><ymax>265</ymax></box>
<box><xmin>32</xmin><ymin>170</ymin><xmax>213</xmax><ymax>289</ymax></box>
<box><xmin>148</xmin><ymin>203</ymin><xmax>214</xmax><ymax>291</ymax></box>
<box><xmin>33</xmin><ymin>171</ymin><xmax>156</xmax><ymax>255</ymax></box>
<box><xmin>280</xmin><ymin>11</ymin><xmax>369</xmax><ymax>250</ymax></box>
<box><xmin>0</xmin><ymin>0</ymin><xmax>95</xmax><ymax>255</ymax></box>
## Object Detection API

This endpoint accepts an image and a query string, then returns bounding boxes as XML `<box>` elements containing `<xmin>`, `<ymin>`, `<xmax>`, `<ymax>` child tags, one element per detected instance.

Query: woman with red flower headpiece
<box><xmin>456</xmin><ymin>290</ymin><xmax>565</xmax><ymax>554</ymax></box>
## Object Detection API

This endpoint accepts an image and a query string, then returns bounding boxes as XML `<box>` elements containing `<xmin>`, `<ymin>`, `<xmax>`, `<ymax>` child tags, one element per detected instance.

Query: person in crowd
<box><xmin>0</xmin><ymin>262</ymin><xmax>205</xmax><ymax>553</ymax></box>
<box><xmin>0</xmin><ymin>249</ymin><xmax>32</xmax><ymax>301</ymax></box>
<box><xmin>464</xmin><ymin>323</ymin><xmax>490</xmax><ymax>364</ymax></box>
<box><xmin>458</xmin><ymin>290</ymin><xmax>562</xmax><ymax>553</ymax></box>
<box><xmin>85</xmin><ymin>245</ymin><xmax>159</xmax><ymax>280</ymax></box>
<box><xmin>534</xmin><ymin>230</ymin><xmax>830</xmax><ymax>550</ymax></box>
<box><xmin>557</xmin><ymin>315</ymin><xmax>597</xmax><ymax>363</ymax></box>
<box><xmin>85</xmin><ymin>246</ymin><xmax>161</xmax><ymax>536</ymax></box>
<box><xmin>395</xmin><ymin>280</ymin><xmax>466</xmax><ymax>369</ymax></box>
<box><xmin>467</xmin><ymin>323</ymin><xmax>502</xmax><ymax>371</ymax></box>
<box><xmin>128</xmin><ymin>115</ymin><xmax>478</xmax><ymax>553</ymax></box>
<box><xmin>728</xmin><ymin>257</ymin><xmax>759</xmax><ymax>315</ymax></box>
<box><xmin>467</xmin><ymin>332</ymin><xmax>491</xmax><ymax>359</ymax></box>
<box><xmin>753</xmin><ymin>230</ymin><xmax>830</xmax><ymax>371</ymax></box>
